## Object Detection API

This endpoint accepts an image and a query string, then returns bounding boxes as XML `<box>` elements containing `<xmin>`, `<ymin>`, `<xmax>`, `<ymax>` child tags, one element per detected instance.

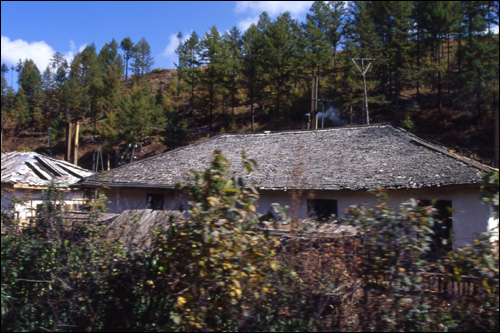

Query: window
<box><xmin>36</xmin><ymin>203</ymin><xmax>63</xmax><ymax>216</ymax></box>
<box><xmin>146</xmin><ymin>194</ymin><xmax>164</xmax><ymax>210</ymax></box>
<box><xmin>419</xmin><ymin>200</ymin><xmax>453</xmax><ymax>254</ymax></box>
<box><xmin>307</xmin><ymin>199</ymin><xmax>338</xmax><ymax>221</ymax></box>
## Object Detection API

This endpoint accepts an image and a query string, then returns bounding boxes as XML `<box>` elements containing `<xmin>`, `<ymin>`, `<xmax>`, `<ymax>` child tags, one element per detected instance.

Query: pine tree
<box><xmin>16</xmin><ymin>59</ymin><xmax>43</xmax><ymax>128</ymax></box>
<box><xmin>174</xmin><ymin>31</ymin><xmax>186</xmax><ymax>98</ymax></box>
<box><xmin>120</xmin><ymin>37</ymin><xmax>134</xmax><ymax>80</ymax></box>
<box><xmin>303</xmin><ymin>1</ymin><xmax>334</xmax><ymax>84</ymax></box>
<box><xmin>338</xmin><ymin>2</ymin><xmax>379</xmax><ymax>124</ymax></box>
<box><xmin>50</xmin><ymin>52</ymin><xmax>66</xmax><ymax>71</ymax></box>
<box><xmin>200</xmin><ymin>26</ymin><xmax>224</xmax><ymax>136</ymax></box>
<box><xmin>98</xmin><ymin>39</ymin><xmax>124</xmax><ymax>77</ymax></box>
<box><xmin>383</xmin><ymin>1</ymin><xmax>413</xmax><ymax>98</ymax></box>
<box><xmin>118</xmin><ymin>83</ymin><xmax>158</xmax><ymax>143</ymax></box>
<box><xmin>327</xmin><ymin>1</ymin><xmax>346</xmax><ymax>75</ymax></box>
<box><xmin>17</xmin><ymin>59</ymin><xmax>41</xmax><ymax>101</ymax></box>
<box><xmin>262</xmin><ymin>13</ymin><xmax>301</xmax><ymax>126</ymax></box>
<box><xmin>131</xmin><ymin>37</ymin><xmax>154</xmax><ymax>80</ymax></box>
<box><xmin>242</xmin><ymin>23</ymin><xmax>264</xmax><ymax>132</ymax></box>
<box><xmin>40</xmin><ymin>66</ymin><xmax>57</xmax><ymax>126</ymax></box>
<box><xmin>456</xmin><ymin>1</ymin><xmax>498</xmax><ymax>115</ymax></box>
<box><xmin>1</xmin><ymin>64</ymin><xmax>8</xmax><ymax>77</ymax></box>
<box><xmin>100</xmin><ymin>61</ymin><xmax>122</xmax><ymax>143</ymax></box>
<box><xmin>69</xmin><ymin>45</ymin><xmax>102</xmax><ymax>129</ymax></box>
<box><xmin>184</xmin><ymin>32</ymin><xmax>201</xmax><ymax>115</ymax></box>
<box><xmin>1</xmin><ymin>64</ymin><xmax>16</xmax><ymax>136</ymax></box>
<box><xmin>52</xmin><ymin>57</ymin><xmax>70</xmax><ymax>122</ymax></box>
<box><xmin>224</xmin><ymin>26</ymin><xmax>243</xmax><ymax>118</ymax></box>
<box><xmin>419</xmin><ymin>1</ymin><xmax>461</xmax><ymax>111</ymax></box>
<box><xmin>13</xmin><ymin>87</ymin><xmax>30</xmax><ymax>130</ymax></box>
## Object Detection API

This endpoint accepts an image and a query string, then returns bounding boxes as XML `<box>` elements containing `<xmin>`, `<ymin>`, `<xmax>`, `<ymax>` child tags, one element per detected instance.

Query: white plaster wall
<box><xmin>488</xmin><ymin>210</ymin><xmax>499</xmax><ymax>243</ymax></box>
<box><xmin>104</xmin><ymin>188</ymin><xmax>186</xmax><ymax>213</ymax></box>
<box><xmin>1</xmin><ymin>187</ymin><xmax>87</xmax><ymax>222</ymax></box>
<box><xmin>258</xmin><ymin>186</ymin><xmax>492</xmax><ymax>248</ymax></box>
<box><xmin>99</xmin><ymin>185</ymin><xmax>493</xmax><ymax>248</ymax></box>
<box><xmin>1</xmin><ymin>186</ymin><xmax>15</xmax><ymax>211</ymax></box>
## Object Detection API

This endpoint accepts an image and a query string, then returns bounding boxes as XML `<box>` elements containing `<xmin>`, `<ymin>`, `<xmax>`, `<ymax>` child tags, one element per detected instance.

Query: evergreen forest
<box><xmin>1</xmin><ymin>1</ymin><xmax>499</xmax><ymax>167</ymax></box>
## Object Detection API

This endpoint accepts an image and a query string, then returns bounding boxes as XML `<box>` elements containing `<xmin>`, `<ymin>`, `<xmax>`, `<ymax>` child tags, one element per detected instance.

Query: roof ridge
<box><xmin>94</xmin><ymin>123</ymin><xmax>396</xmax><ymax>174</ymax></box>
<box><xmin>215</xmin><ymin>122</ymin><xmax>393</xmax><ymax>137</ymax></box>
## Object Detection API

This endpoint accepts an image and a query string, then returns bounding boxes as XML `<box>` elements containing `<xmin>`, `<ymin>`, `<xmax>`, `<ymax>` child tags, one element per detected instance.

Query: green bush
<box><xmin>1</xmin><ymin>156</ymin><xmax>498</xmax><ymax>332</ymax></box>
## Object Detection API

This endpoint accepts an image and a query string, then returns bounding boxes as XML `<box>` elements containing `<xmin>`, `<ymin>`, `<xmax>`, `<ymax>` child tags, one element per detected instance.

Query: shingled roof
<box><xmin>2</xmin><ymin>151</ymin><xmax>94</xmax><ymax>187</ymax></box>
<box><xmin>80</xmin><ymin>124</ymin><xmax>497</xmax><ymax>191</ymax></box>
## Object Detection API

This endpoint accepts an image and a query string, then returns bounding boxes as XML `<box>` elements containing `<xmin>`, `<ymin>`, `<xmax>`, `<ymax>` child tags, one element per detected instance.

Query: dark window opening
<box><xmin>36</xmin><ymin>203</ymin><xmax>63</xmax><ymax>216</ymax></box>
<box><xmin>147</xmin><ymin>194</ymin><xmax>164</xmax><ymax>210</ymax></box>
<box><xmin>419</xmin><ymin>200</ymin><xmax>453</xmax><ymax>254</ymax></box>
<box><xmin>307</xmin><ymin>199</ymin><xmax>338</xmax><ymax>221</ymax></box>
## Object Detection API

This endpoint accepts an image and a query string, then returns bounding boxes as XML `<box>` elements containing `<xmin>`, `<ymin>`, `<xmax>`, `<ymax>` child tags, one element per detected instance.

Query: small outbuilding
<box><xmin>1</xmin><ymin>151</ymin><xmax>94</xmax><ymax>223</ymax></box>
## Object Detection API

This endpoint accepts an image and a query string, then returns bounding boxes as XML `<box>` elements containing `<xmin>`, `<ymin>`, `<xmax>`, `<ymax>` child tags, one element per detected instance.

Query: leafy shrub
<box><xmin>1</xmin><ymin>156</ymin><xmax>498</xmax><ymax>332</ymax></box>
<box><xmin>144</xmin><ymin>151</ymin><xmax>280</xmax><ymax>331</ymax></box>
<box><xmin>1</xmin><ymin>188</ymin><xmax>143</xmax><ymax>332</ymax></box>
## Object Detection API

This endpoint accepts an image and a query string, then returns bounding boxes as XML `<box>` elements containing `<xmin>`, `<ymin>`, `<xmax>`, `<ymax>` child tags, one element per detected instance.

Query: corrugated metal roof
<box><xmin>1</xmin><ymin>151</ymin><xmax>94</xmax><ymax>187</ymax></box>
<box><xmin>81</xmin><ymin>124</ymin><xmax>498</xmax><ymax>191</ymax></box>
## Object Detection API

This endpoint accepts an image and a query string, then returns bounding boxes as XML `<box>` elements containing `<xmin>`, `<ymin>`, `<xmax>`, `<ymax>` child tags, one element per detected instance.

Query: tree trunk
<box><xmin>209</xmin><ymin>83</ymin><xmax>213</xmax><ymax>138</ymax></box>
<box><xmin>438</xmin><ymin>37</ymin><xmax>442</xmax><ymax>113</ymax></box>
<box><xmin>417</xmin><ymin>26</ymin><xmax>420</xmax><ymax>101</ymax></box>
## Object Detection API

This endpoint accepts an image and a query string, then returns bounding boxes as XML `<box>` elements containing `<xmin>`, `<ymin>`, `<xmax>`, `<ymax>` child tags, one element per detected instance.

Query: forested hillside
<box><xmin>1</xmin><ymin>1</ymin><xmax>498</xmax><ymax>169</ymax></box>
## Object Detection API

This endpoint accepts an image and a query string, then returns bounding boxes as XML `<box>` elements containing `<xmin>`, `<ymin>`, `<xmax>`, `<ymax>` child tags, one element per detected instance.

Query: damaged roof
<box><xmin>81</xmin><ymin>124</ymin><xmax>497</xmax><ymax>191</ymax></box>
<box><xmin>2</xmin><ymin>151</ymin><xmax>94</xmax><ymax>187</ymax></box>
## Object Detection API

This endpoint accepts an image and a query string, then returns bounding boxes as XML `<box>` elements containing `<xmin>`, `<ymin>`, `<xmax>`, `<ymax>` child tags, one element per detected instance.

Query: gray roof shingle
<box><xmin>80</xmin><ymin>124</ymin><xmax>497</xmax><ymax>191</ymax></box>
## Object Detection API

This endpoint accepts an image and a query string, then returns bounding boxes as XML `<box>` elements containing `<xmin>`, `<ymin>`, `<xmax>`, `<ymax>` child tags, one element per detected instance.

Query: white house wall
<box><xmin>99</xmin><ymin>184</ymin><xmax>495</xmax><ymax>248</ymax></box>
<box><xmin>2</xmin><ymin>186</ymin><xmax>87</xmax><ymax>223</ymax></box>
<box><xmin>105</xmin><ymin>187</ymin><xmax>186</xmax><ymax>213</ymax></box>
<box><xmin>258</xmin><ymin>186</ymin><xmax>494</xmax><ymax>248</ymax></box>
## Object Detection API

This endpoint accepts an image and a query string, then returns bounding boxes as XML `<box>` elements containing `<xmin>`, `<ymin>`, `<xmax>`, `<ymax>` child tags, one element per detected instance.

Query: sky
<box><xmin>1</xmin><ymin>1</ymin><xmax>315</xmax><ymax>75</ymax></box>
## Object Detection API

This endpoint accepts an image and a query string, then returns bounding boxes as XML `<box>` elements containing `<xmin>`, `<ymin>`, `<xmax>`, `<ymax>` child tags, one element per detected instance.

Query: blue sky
<box><xmin>1</xmin><ymin>1</ymin><xmax>314</xmax><ymax>73</ymax></box>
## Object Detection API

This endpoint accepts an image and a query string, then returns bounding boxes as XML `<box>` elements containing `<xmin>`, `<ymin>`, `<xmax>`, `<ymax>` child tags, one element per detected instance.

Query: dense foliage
<box><xmin>1</xmin><ymin>153</ymin><xmax>498</xmax><ymax>331</ymax></box>
<box><xmin>1</xmin><ymin>1</ymin><xmax>498</xmax><ymax>163</ymax></box>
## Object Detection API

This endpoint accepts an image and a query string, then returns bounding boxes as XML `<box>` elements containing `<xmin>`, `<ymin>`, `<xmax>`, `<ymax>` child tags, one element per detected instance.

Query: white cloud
<box><xmin>161</xmin><ymin>33</ymin><xmax>182</xmax><ymax>58</ymax></box>
<box><xmin>235</xmin><ymin>1</ymin><xmax>314</xmax><ymax>31</ymax></box>
<box><xmin>1</xmin><ymin>36</ymin><xmax>84</xmax><ymax>72</ymax></box>
<box><xmin>158</xmin><ymin>32</ymin><xmax>192</xmax><ymax>69</ymax></box>
<box><xmin>235</xmin><ymin>1</ymin><xmax>313</xmax><ymax>17</ymax></box>
<box><xmin>1</xmin><ymin>36</ymin><xmax>55</xmax><ymax>71</ymax></box>
<box><xmin>237</xmin><ymin>15</ymin><xmax>261</xmax><ymax>32</ymax></box>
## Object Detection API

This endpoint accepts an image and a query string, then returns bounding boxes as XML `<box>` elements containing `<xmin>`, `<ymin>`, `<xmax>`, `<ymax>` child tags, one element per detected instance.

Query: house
<box><xmin>79</xmin><ymin>124</ymin><xmax>498</xmax><ymax>247</ymax></box>
<box><xmin>1</xmin><ymin>151</ymin><xmax>94</xmax><ymax>223</ymax></box>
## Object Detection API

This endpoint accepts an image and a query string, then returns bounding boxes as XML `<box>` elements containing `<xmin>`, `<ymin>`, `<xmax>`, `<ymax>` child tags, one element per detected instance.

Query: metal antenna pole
<box><xmin>352</xmin><ymin>58</ymin><xmax>375</xmax><ymax>125</ymax></box>
<box><xmin>321</xmin><ymin>101</ymin><xmax>325</xmax><ymax>129</ymax></box>
<box><xmin>99</xmin><ymin>143</ymin><xmax>104</xmax><ymax>172</ymax></box>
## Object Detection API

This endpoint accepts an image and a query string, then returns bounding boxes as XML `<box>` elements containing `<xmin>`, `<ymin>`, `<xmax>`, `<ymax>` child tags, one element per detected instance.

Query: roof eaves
<box><xmin>77</xmin><ymin>181</ymin><xmax>175</xmax><ymax>189</ymax></box>
<box><xmin>394</xmin><ymin>127</ymin><xmax>498</xmax><ymax>173</ymax></box>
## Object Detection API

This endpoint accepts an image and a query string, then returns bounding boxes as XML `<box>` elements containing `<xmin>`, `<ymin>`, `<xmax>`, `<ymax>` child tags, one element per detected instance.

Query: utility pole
<box><xmin>311</xmin><ymin>77</ymin><xmax>319</xmax><ymax>129</ymax></box>
<box><xmin>66</xmin><ymin>122</ymin><xmax>72</xmax><ymax>162</ymax></box>
<box><xmin>352</xmin><ymin>58</ymin><xmax>375</xmax><ymax>125</ymax></box>
<box><xmin>73</xmin><ymin>121</ymin><xmax>80</xmax><ymax>166</ymax></box>
<box><xmin>495</xmin><ymin>99</ymin><xmax>499</xmax><ymax>168</ymax></box>
<box><xmin>316</xmin><ymin>99</ymin><xmax>335</xmax><ymax>129</ymax></box>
